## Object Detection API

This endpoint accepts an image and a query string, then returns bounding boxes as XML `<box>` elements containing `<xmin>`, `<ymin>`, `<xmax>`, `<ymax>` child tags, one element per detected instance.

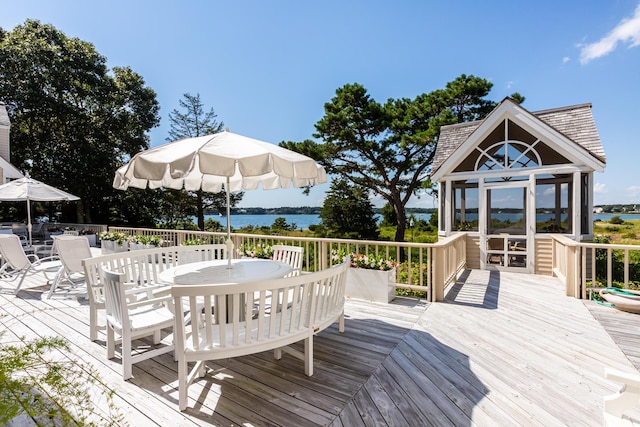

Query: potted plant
<box><xmin>334</xmin><ymin>249</ymin><xmax>399</xmax><ymax>303</ymax></box>
<box><xmin>181</xmin><ymin>238</ymin><xmax>209</xmax><ymax>246</ymax></box>
<box><xmin>45</xmin><ymin>226</ymin><xmax>63</xmax><ymax>239</ymax></box>
<box><xmin>129</xmin><ymin>234</ymin><xmax>162</xmax><ymax>250</ymax></box>
<box><xmin>238</xmin><ymin>243</ymin><xmax>274</xmax><ymax>259</ymax></box>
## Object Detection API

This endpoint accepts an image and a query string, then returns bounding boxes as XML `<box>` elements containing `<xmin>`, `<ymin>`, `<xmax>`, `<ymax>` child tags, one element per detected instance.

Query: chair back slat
<box><xmin>272</xmin><ymin>245</ymin><xmax>303</xmax><ymax>276</ymax></box>
<box><xmin>101</xmin><ymin>268</ymin><xmax>128</xmax><ymax>329</ymax></box>
<box><xmin>177</xmin><ymin>244</ymin><xmax>226</xmax><ymax>265</ymax></box>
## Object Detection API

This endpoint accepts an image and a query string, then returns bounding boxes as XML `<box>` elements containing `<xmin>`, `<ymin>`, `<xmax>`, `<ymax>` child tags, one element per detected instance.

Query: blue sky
<box><xmin>2</xmin><ymin>1</ymin><xmax>640</xmax><ymax>209</ymax></box>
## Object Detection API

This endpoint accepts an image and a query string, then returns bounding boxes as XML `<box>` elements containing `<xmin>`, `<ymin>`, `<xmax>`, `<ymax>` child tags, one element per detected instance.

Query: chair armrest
<box><xmin>604</xmin><ymin>367</ymin><xmax>640</xmax><ymax>423</ymax></box>
<box><xmin>32</xmin><ymin>255</ymin><xmax>60</xmax><ymax>264</ymax></box>
<box><xmin>124</xmin><ymin>283</ymin><xmax>173</xmax><ymax>306</ymax></box>
<box><xmin>606</xmin><ymin>368</ymin><xmax>640</xmax><ymax>389</ymax></box>
<box><xmin>124</xmin><ymin>283</ymin><xmax>171</xmax><ymax>297</ymax></box>
<box><xmin>127</xmin><ymin>294</ymin><xmax>173</xmax><ymax>310</ymax></box>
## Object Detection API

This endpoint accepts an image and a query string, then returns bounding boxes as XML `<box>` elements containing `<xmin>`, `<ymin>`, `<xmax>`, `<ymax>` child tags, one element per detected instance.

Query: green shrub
<box><xmin>610</xmin><ymin>215</ymin><xmax>624</xmax><ymax>225</ymax></box>
<box><xmin>0</xmin><ymin>335</ymin><xmax>123</xmax><ymax>425</ymax></box>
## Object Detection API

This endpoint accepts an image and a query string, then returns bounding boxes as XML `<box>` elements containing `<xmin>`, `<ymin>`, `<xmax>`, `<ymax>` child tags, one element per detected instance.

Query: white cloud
<box><xmin>627</xmin><ymin>185</ymin><xmax>640</xmax><ymax>198</ymax></box>
<box><xmin>580</xmin><ymin>3</ymin><xmax>640</xmax><ymax>64</ymax></box>
<box><xmin>562</xmin><ymin>56</ymin><xmax>570</xmax><ymax>64</ymax></box>
<box><xmin>594</xmin><ymin>182</ymin><xmax>608</xmax><ymax>193</ymax></box>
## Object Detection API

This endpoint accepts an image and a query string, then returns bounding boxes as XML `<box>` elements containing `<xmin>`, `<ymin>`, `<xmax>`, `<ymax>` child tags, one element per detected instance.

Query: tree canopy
<box><xmin>320</xmin><ymin>179</ymin><xmax>378</xmax><ymax>239</ymax></box>
<box><xmin>282</xmin><ymin>74</ymin><xmax>523</xmax><ymax>242</ymax></box>
<box><xmin>0</xmin><ymin>19</ymin><xmax>160</xmax><ymax>223</ymax></box>
<box><xmin>165</xmin><ymin>93</ymin><xmax>243</xmax><ymax>230</ymax></box>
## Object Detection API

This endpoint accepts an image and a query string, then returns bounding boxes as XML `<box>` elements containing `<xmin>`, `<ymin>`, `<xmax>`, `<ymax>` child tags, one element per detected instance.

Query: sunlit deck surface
<box><xmin>2</xmin><ymin>268</ymin><xmax>640</xmax><ymax>426</ymax></box>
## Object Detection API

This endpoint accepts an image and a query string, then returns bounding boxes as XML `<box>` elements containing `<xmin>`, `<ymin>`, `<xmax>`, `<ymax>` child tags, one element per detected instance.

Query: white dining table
<box><xmin>159</xmin><ymin>258</ymin><xmax>292</xmax><ymax>323</ymax></box>
<box><xmin>158</xmin><ymin>258</ymin><xmax>292</xmax><ymax>286</ymax></box>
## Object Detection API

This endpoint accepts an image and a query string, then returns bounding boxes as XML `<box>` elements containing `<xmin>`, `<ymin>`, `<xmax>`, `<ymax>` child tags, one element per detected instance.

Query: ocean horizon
<box><xmin>204</xmin><ymin>212</ymin><xmax>639</xmax><ymax>231</ymax></box>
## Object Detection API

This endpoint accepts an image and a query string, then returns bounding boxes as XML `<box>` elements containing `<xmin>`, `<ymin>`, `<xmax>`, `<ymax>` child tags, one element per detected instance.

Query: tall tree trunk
<box><xmin>196</xmin><ymin>190</ymin><xmax>205</xmax><ymax>231</ymax></box>
<box><xmin>393</xmin><ymin>199</ymin><xmax>407</xmax><ymax>262</ymax></box>
<box><xmin>76</xmin><ymin>201</ymin><xmax>90</xmax><ymax>224</ymax></box>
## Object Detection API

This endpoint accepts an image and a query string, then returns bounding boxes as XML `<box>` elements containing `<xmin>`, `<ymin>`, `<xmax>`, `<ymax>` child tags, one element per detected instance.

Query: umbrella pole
<box><xmin>27</xmin><ymin>197</ymin><xmax>32</xmax><ymax>246</ymax></box>
<box><xmin>225</xmin><ymin>177</ymin><xmax>233</xmax><ymax>269</ymax></box>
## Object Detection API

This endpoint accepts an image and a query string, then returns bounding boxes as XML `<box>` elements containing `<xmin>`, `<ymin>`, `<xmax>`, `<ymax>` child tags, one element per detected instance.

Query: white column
<box><xmin>528</xmin><ymin>174</ymin><xmax>536</xmax><ymax>272</ymax></box>
<box><xmin>478</xmin><ymin>178</ymin><xmax>486</xmax><ymax>269</ymax></box>
<box><xmin>587</xmin><ymin>172</ymin><xmax>594</xmax><ymax>237</ymax></box>
<box><xmin>573</xmin><ymin>171</ymin><xmax>581</xmax><ymax>241</ymax></box>
<box><xmin>444</xmin><ymin>179</ymin><xmax>452</xmax><ymax>236</ymax></box>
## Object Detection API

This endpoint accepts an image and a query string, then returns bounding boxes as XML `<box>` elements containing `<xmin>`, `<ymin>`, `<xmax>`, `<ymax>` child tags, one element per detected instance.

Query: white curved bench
<box><xmin>172</xmin><ymin>260</ymin><xmax>350</xmax><ymax>411</ymax></box>
<box><xmin>604</xmin><ymin>368</ymin><xmax>640</xmax><ymax>426</ymax></box>
<box><xmin>82</xmin><ymin>244</ymin><xmax>227</xmax><ymax>341</ymax></box>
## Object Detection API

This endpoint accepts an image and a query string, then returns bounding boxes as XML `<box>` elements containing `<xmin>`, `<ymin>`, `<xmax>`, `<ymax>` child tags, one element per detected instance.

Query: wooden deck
<box><xmin>2</xmin><ymin>268</ymin><xmax>640</xmax><ymax>426</ymax></box>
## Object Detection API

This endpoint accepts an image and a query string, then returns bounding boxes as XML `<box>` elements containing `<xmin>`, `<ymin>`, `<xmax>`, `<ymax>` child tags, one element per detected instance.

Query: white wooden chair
<box><xmin>101</xmin><ymin>267</ymin><xmax>175</xmax><ymax>380</ymax></box>
<box><xmin>270</xmin><ymin>245</ymin><xmax>305</xmax><ymax>312</ymax></box>
<box><xmin>604</xmin><ymin>368</ymin><xmax>640</xmax><ymax>426</ymax></box>
<box><xmin>0</xmin><ymin>234</ymin><xmax>62</xmax><ymax>294</ymax></box>
<box><xmin>47</xmin><ymin>235</ymin><xmax>93</xmax><ymax>298</ymax></box>
<box><xmin>176</xmin><ymin>244</ymin><xmax>227</xmax><ymax>265</ymax></box>
<box><xmin>271</xmin><ymin>245</ymin><xmax>303</xmax><ymax>276</ymax></box>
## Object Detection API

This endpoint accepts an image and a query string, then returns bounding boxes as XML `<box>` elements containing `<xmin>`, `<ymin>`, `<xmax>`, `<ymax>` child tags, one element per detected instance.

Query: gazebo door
<box><xmin>483</xmin><ymin>184</ymin><xmax>531</xmax><ymax>272</ymax></box>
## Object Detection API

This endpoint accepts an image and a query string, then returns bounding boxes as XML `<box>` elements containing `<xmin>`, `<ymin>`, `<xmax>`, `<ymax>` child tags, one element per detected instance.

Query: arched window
<box><xmin>475</xmin><ymin>140</ymin><xmax>541</xmax><ymax>171</ymax></box>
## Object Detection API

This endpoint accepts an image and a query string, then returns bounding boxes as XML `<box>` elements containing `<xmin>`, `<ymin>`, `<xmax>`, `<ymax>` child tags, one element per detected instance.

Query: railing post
<box><xmin>431</xmin><ymin>244</ymin><xmax>445</xmax><ymax>302</ymax></box>
<box><xmin>319</xmin><ymin>240</ymin><xmax>328</xmax><ymax>270</ymax></box>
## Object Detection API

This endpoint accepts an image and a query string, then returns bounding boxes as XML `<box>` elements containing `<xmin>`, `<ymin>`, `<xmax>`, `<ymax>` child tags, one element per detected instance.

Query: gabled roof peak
<box><xmin>432</xmin><ymin>100</ymin><xmax>605</xmax><ymax>179</ymax></box>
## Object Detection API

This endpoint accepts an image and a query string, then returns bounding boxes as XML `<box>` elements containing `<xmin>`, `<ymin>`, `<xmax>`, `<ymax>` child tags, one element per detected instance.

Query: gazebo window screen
<box><xmin>535</xmin><ymin>174</ymin><xmax>572</xmax><ymax>233</ymax></box>
<box><xmin>452</xmin><ymin>180</ymin><xmax>479</xmax><ymax>232</ymax></box>
<box><xmin>581</xmin><ymin>173</ymin><xmax>589</xmax><ymax>235</ymax></box>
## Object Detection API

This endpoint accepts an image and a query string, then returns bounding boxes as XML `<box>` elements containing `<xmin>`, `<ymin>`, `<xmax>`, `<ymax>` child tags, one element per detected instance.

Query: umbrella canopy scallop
<box><xmin>0</xmin><ymin>177</ymin><xmax>80</xmax><ymax>202</ymax></box>
<box><xmin>0</xmin><ymin>177</ymin><xmax>80</xmax><ymax>245</ymax></box>
<box><xmin>113</xmin><ymin>130</ymin><xmax>327</xmax><ymax>193</ymax></box>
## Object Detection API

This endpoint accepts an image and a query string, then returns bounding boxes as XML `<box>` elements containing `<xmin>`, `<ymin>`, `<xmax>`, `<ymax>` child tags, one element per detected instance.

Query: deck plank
<box><xmin>2</xmin><ymin>268</ymin><xmax>640</xmax><ymax>425</ymax></box>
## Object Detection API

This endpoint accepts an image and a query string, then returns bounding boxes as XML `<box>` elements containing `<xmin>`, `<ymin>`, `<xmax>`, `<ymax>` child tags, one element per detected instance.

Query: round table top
<box><xmin>159</xmin><ymin>258</ymin><xmax>292</xmax><ymax>286</ymax></box>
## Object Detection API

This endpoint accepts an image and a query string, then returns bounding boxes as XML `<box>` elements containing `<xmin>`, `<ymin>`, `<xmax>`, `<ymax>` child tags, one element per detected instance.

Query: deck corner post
<box><xmin>431</xmin><ymin>245</ymin><xmax>446</xmax><ymax>302</ymax></box>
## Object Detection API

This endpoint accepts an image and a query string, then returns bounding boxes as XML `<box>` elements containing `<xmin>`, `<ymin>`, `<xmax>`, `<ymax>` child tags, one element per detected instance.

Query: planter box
<box><xmin>346</xmin><ymin>268</ymin><xmax>396</xmax><ymax>303</ymax></box>
<box><xmin>130</xmin><ymin>243</ymin><xmax>160</xmax><ymax>262</ymax></box>
<box><xmin>101</xmin><ymin>240</ymin><xmax>128</xmax><ymax>255</ymax></box>
<box><xmin>82</xmin><ymin>234</ymin><xmax>96</xmax><ymax>247</ymax></box>
<box><xmin>114</xmin><ymin>241</ymin><xmax>128</xmax><ymax>253</ymax></box>
<box><xmin>101</xmin><ymin>240</ymin><xmax>114</xmax><ymax>255</ymax></box>
<box><xmin>130</xmin><ymin>243</ymin><xmax>155</xmax><ymax>251</ymax></box>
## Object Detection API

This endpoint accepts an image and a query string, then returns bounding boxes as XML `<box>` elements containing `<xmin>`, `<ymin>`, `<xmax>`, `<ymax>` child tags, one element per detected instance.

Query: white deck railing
<box><xmin>48</xmin><ymin>224</ymin><xmax>640</xmax><ymax>301</ymax></box>
<box><xmin>108</xmin><ymin>226</ymin><xmax>468</xmax><ymax>302</ymax></box>
<box><xmin>551</xmin><ymin>235</ymin><xmax>640</xmax><ymax>299</ymax></box>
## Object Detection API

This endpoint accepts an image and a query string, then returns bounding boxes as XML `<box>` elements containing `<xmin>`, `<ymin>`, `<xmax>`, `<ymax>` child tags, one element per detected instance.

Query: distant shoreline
<box><xmin>206</xmin><ymin>207</ymin><xmax>437</xmax><ymax>215</ymax></box>
<box><xmin>205</xmin><ymin>206</ymin><xmax>640</xmax><ymax>216</ymax></box>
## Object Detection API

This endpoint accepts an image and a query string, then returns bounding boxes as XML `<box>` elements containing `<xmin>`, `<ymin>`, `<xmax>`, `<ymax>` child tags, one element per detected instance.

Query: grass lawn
<box><xmin>593</xmin><ymin>218</ymin><xmax>640</xmax><ymax>245</ymax></box>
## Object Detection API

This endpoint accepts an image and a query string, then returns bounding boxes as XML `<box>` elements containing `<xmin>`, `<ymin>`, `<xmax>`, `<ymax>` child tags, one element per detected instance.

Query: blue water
<box><xmin>204</xmin><ymin>214</ymin><xmax>322</xmax><ymax>230</ymax></box>
<box><xmin>204</xmin><ymin>212</ymin><xmax>638</xmax><ymax>231</ymax></box>
<box><xmin>205</xmin><ymin>213</ymin><xmax>434</xmax><ymax>230</ymax></box>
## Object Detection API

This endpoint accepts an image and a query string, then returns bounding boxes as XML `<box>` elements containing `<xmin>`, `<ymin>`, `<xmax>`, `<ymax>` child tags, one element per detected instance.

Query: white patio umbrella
<box><xmin>0</xmin><ymin>177</ymin><xmax>80</xmax><ymax>245</ymax></box>
<box><xmin>113</xmin><ymin>129</ymin><xmax>327</xmax><ymax>264</ymax></box>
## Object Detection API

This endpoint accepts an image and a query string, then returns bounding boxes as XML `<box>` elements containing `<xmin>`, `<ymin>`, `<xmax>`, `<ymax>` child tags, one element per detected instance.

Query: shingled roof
<box><xmin>432</xmin><ymin>100</ymin><xmax>606</xmax><ymax>176</ymax></box>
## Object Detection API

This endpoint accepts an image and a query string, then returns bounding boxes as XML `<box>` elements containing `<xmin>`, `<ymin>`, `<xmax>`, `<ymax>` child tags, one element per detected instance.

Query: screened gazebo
<box><xmin>431</xmin><ymin>98</ymin><xmax>606</xmax><ymax>274</ymax></box>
